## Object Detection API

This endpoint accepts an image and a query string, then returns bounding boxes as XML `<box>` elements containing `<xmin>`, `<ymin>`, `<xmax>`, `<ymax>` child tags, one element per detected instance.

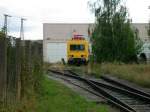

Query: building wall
<box><xmin>43</xmin><ymin>23</ymin><xmax>93</xmax><ymax>41</ymax></box>
<box><xmin>43</xmin><ymin>23</ymin><xmax>93</xmax><ymax>63</ymax></box>
<box><xmin>43</xmin><ymin>23</ymin><xmax>150</xmax><ymax>63</ymax></box>
<box><xmin>132</xmin><ymin>23</ymin><xmax>150</xmax><ymax>42</ymax></box>
<box><xmin>45</xmin><ymin>42</ymin><xmax>67</xmax><ymax>63</ymax></box>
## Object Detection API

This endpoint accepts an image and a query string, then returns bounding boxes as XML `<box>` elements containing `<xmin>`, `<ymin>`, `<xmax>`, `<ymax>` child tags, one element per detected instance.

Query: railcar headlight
<box><xmin>81</xmin><ymin>55</ymin><xmax>85</xmax><ymax>57</ymax></box>
<box><xmin>69</xmin><ymin>55</ymin><xmax>74</xmax><ymax>57</ymax></box>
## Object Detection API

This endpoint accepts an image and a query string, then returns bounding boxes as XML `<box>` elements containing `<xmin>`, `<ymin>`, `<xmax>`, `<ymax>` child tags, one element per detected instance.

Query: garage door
<box><xmin>46</xmin><ymin>42</ymin><xmax>67</xmax><ymax>63</ymax></box>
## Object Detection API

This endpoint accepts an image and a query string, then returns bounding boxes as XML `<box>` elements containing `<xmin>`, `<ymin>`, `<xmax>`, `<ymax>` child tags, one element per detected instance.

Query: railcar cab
<box><xmin>67</xmin><ymin>35</ymin><xmax>89</xmax><ymax>65</ymax></box>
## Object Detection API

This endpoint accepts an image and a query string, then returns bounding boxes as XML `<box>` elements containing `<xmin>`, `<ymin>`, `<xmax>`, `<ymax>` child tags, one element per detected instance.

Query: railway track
<box><xmin>47</xmin><ymin>71</ymin><xmax>104</xmax><ymax>101</ymax></box>
<box><xmin>48</xmin><ymin>69</ymin><xmax>150</xmax><ymax>112</ymax></box>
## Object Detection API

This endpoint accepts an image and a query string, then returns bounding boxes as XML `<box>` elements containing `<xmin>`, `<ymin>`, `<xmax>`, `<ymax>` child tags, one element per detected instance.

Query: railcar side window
<box><xmin>70</xmin><ymin>45</ymin><xmax>85</xmax><ymax>51</ymax></box>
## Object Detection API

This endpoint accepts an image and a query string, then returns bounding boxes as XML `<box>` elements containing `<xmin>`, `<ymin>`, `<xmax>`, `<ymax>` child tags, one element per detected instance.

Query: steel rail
<box><xmin>47</xmin><ymin>74</ymin><xmax>105</xmax><ymax>99</ymax></box>
<box><xmin>49</xmin><ymin>69</ymin><xmax>135</xmax><ymax>112</ymax></box>
<box><xmin>68</xmin><ymin>70</ymin><xmax>150</xmax><ymax>112</ymax></box>
<box><xmin>67</xmin><ymin>70</ymin><xmax>150</xmax><ymax>101</ymax></box>
<box><xmin>48</xmin><ymin>69</ymin><xmax>150</xmax><ymax>112</ymax></box>
<box><xmin>101</xmin><ymin>75</ymin><xmax>150</xmax><ymax>98</ymax></box>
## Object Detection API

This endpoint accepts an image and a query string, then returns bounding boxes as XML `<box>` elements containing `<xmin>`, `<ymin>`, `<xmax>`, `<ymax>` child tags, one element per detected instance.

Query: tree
<box><xmin>0</xmin><ymin>29</ymin><xmax>5</xmax><ymax>38</ymax></box>
<box><xmin>90</xmin><ymin>0</ymin><xmax>142</xmax><ymax>63</ymax></box>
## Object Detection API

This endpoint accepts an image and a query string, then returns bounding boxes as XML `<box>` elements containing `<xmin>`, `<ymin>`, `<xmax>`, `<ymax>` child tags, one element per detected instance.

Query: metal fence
<box><xmin>0</xmin><ymin>36</ymin><xmax>43</xmax><ymax>110</ymax></box>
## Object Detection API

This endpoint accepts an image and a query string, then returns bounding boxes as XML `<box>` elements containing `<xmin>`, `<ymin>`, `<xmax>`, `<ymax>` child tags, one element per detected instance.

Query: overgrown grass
<box><xmin>16</xmin><ymin>75</ymin><xmax>113</xmax><ymax>112</ymax></box>
<box><xmin>99</xmin><ymin>63</ymin><xmax>150</xmax><ymax>88</ymax></box>
<box><xmin>70</xmin><ymin>63</ymin><xmax>150</xmax><ymax>88</ymax></box>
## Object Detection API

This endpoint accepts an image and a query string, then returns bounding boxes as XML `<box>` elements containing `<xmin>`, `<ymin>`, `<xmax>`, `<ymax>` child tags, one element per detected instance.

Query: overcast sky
<box><xmin>0</xmin><ymin>0</ymin><xmax>150</xmax><ymax>40</ymax></box>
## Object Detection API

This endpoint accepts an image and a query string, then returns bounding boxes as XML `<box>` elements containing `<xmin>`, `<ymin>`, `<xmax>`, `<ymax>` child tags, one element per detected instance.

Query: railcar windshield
<box><xmin>70</xmin><ymin>44</ymin><xmax>85</xmax><ymax>51</ymax></box>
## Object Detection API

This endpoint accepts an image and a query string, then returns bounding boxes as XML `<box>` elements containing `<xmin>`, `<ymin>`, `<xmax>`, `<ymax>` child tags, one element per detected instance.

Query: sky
<box><xmin>0</xmin><ymin>0</ymin><xmax>150</xmax><ymax>40</ymax></box>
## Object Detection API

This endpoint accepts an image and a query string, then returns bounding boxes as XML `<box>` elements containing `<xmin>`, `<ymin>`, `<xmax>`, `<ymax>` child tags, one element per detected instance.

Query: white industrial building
<box><xmin>43</xmin><ymin>23</ymin><xmax>150</xmax><ymax>63</ymax></box>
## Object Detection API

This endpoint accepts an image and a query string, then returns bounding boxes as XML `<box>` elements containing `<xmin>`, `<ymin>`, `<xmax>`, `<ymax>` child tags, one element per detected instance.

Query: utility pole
<box><xmin>3</xmin><ymin>14</ymin><xmax>11</xmax><ymax>37</ymax></box>
<box><xmin>2</xmin><ymin>14</ymin><xmax>11</xmax><ymax>104</ymax></box>
<box><xmin>20</xmin><ymin>18</ymin><xmax>26</xmax><ymax>46</ymax></box>
<box><xmin>20</xmin><ymin>18</ymin><xmax>26</xmax><ymax>40</ymax></box>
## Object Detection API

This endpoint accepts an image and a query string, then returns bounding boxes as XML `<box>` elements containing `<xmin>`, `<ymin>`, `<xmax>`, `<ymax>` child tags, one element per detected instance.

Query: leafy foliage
<box><xmin>90</xmin><ymin>0</ymin><xmax>142</xmax><ymax>63</ymax></box>
<box><xmin>0</xmin><ymin>29</ymin><xmax>5</xmax><ymax>38</ymax></box>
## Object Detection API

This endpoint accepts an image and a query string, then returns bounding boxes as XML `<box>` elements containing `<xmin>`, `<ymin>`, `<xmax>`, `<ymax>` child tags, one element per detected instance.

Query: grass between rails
<box><xmin>17</xmin><ymin>75</ymin><xmax>112</xmax><ymax>112</ymax></box>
